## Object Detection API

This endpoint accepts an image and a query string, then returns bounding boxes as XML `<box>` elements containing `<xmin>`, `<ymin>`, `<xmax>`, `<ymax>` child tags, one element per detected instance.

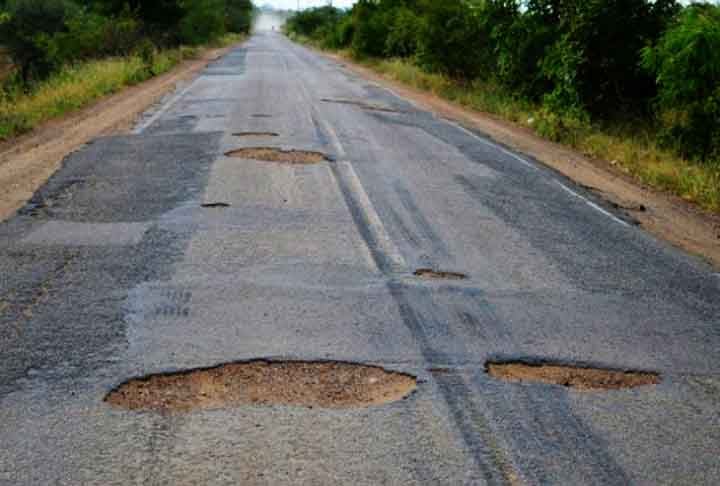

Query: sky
<box><xmin>260</xmin><ymin>0</ymin><xmax>357</xmax><ymax>10</ymax></box>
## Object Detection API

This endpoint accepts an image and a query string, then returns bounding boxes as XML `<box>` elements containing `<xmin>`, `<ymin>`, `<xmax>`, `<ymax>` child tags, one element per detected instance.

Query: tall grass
<box><xmin>355</xmin><ymin>56</ymin><xmax>720</xmax><ymax>213</ymax></box>
<box><xmin>0</xmin><ymin>34</ymin><xmax>244</xmax><ymax>141</ymax></box>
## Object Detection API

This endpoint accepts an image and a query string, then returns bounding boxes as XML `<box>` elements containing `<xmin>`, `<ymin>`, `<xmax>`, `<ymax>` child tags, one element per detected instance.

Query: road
<box><xmin>1</xmin><ymin>32</ymin><xmax>719</xmax><ymax>485</ymax></box>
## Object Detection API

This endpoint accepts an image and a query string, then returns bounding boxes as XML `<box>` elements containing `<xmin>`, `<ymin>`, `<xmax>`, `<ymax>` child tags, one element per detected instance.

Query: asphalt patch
<box><xmin>225</xmin><ymin>147</ymin><xmax>329</xmax><ymax>164</ymax></box>
<box><xmin>414</xmin><ymin>269</ymin><xmax>468</xmax><ymax>280</ymax></box>
<box><xmin>486</xmin><ymin>361</ymin><xmax>660</xmax><ymax>391</ymax></box>
<box><xmin>105</xmin><ymin>360</ymin><xmax>417</xmax><ymax>413</ymax></box>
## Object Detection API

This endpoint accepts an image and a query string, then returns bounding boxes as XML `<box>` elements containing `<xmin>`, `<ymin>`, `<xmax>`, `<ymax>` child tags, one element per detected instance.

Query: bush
<box><xmin>415</xmin><ymin>0</ymin><xmax>486</xmax><ymax>80</ymax></box>
<box><xmin>548</xmin><ymin>0</ymin><xmax>679</xmax><ymax>115</ymax></box>
<box><xmin>642</xmin><ymin>4</ymin><xmax>720</xmax><ymax>162</ymax></box>
<box><xmin>385</xmin><ymin>6</ymin><xmax>421</xmax><ymax>58</ymax></box>
<box><xmin>285</xmin><ymin>6</ymin><xmax>342</xmax><ymax>39</ymax></box>
<box><xmin>351</xmin><ymin>1</ymin><xmax>390</xmax><ymax>57</ymax></box>
<box><xmin>179</xmin><ymin>0</ymin><xmax>226</xmax><ymax>45</ymax></box>
<box><xmin>0</xmin><ymin>0</ymin><xmax>78</xmax><ymax>82</ymax></box>
<box><xmin>226</xmin><ymin>0</ymin><xmax>254</xmax><ymax>34</ymax></box>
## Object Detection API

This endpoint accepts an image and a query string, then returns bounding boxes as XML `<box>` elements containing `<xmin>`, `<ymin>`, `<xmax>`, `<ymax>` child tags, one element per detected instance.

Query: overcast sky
<box><xmin>260</xmin><ymin>0</ymin><xmax>357</xmax><ymax>10</ymax></box>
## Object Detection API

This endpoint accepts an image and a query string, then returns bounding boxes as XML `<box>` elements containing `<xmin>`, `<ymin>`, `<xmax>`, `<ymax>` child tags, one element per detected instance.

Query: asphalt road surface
<box><xmin>1</xmin><ymin>32</ymin><xmax>719</xmax><ymax>486</ymax></box>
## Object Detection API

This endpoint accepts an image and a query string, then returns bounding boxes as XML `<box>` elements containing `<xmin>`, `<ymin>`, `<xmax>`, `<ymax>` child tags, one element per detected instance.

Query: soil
<box><xmin>225</xmin><ymin>147</ymin><xmax>329</xmax><ymax>164</ymax></box>
<box><xmin>317</xmin><ymin>50</ymin><xmax>720</xmax><ymax>269</ymax></box>
<box><xmin>486</xmin><ymin>361</ymin><xmax>660</xmax><ymax>391</ymax></box>
<box><xmin>105</xmin><ymin>360</ymin><xmax>417</xmax><ymax>413</ymax></box>
<box><xmin>0</xmin><ymin>44</ymin><xmax>240</xmax><ymax>223</ymax></box>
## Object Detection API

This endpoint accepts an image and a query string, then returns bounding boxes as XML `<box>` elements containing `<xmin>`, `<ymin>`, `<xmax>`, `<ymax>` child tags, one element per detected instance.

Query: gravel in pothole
<box><xmin>225</xmin><ymin>147</ymin><xmax>329</xmax><ymax>164</ymax></box>
<box><xmin>105</xmin><ymin>360</ymin><xmax>417</xmax><ymax>413</ymax></box>
<box><xmin>486</xmin><ymin>361</ymin><xmax>660</xmax><ymax>390</ymax></box>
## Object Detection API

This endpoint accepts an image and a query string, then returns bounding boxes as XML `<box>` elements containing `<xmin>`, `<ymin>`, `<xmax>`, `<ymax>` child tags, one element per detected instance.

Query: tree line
<box><xmin>0</xmin><ymin>0</ymin><xmax>254</xmax><ymax>84</ymax></box>
<box><xmin>286</xmin><ymin>0</ymin><xmax>720</xmax><ymax>165</ymax></box>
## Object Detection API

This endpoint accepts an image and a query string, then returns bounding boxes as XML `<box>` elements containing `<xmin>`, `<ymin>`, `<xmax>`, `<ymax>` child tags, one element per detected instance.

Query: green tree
<box><xmin>642</xmin><ymin>3</ymin><xmax>720</xmax><ymax>162</ymax></box>
<box><xmin>0</xmin><ymin>0</ymin><xmax>78</xmax><ymax>82</ymax></box>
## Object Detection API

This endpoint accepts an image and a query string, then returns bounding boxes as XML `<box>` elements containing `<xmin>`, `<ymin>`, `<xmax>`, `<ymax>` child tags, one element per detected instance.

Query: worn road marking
<box><xmin>334</xmin><ymin>161</ymin><xmax>408</xmax><ymax>273</ymax></box>
<box><xmin>310</xmin><ymin>107</ymin><xmax>406</xmax><ymax>272</ymax></box>
<box><xmin>444</xmin><ymin>120</ymin><xmax>540</xmax><ymax>172</ymax></box>
<box><xmin>350</xmin><ymin>74</ymin><xmax>540</xmax><ymax>172</ymax></box>
<box><xmin>556</xmin><ymin>181</ymin><xmax>631</xmax><ymax>228</ymax></box>
<box><xmin>133</xmin><ymin>76</ymin><xmax>203</xmax><ymax>134</ymax></box>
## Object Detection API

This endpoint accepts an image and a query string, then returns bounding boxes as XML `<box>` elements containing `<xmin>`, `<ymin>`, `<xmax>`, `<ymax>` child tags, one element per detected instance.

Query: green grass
<box><xmin>0</xmin><ymin>34</ymin><xmax>245</xmax><ymax>141</ymax></box>
<box><xmin>338</xmin><ymin>54</ymin><xmax>720</xmax><ymax>213</ymax></box>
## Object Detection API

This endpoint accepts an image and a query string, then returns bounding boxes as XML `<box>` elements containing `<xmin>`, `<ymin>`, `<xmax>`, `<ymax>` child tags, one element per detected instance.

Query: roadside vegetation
<box><xmin>0</xmin><ymin>0</ymin><xmax>254</xmax><ymax>140</ymax></box>
<box><xmin>286</xmin><ymin>1</ymin><xmax>720</xmax><ymax>213</ymax></box>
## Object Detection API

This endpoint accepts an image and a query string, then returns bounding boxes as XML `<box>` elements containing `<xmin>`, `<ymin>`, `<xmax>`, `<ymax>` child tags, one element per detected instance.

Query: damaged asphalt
<box><xmin>0</xmin><ymin>32</ymin><xmax>719</xmax><ymax>485</ymax></box>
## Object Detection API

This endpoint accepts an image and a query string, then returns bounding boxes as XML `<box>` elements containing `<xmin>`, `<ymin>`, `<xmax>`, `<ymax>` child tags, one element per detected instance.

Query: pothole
<box><xmin>225</xmin><ymin>147</ymin><xmax>329</xmax><ymax>164</ymax></box>
<box><xmin>321</xmin><ymin>98</ymin><xmax>401</xmax><ymax>113</ymax></box>
<box><xmin>233</xmin><ymin>132</ymin><xmax>279</xmax><ymax>137</ymax></box>
<box><xmin>414</xmin><ymin>269</ymin><xmax>468</xmax><ymax>280</ymax></box>
<box><xmin>105</xmin><ymin>360</ymin><xmax>417</xmax><ymax>413</ymax></box>
<box><xmin>486</xmin><ymin>361</ymin><xmax>660</xmax><ymax>391</ymax></box>
<box><xmin>201</xmin><ymin>202</ymin><xmax>230</xmax><ymax>208</ymax></box>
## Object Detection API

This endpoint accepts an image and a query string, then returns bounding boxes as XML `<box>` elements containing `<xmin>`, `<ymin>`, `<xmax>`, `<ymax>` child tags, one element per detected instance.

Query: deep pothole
<box><xmin>486</xmin><ymin>361</ymin><xmax>660</xmax><ymax>391</ymax></box>
<box><xmin>233</xmin><ymin>132</ymin><xmax>279</xmax><ymax>137</ymax></box>
<box><xmin>321</xmin><ymin>98</ymin><xmax>401</xmax><ymax>113</ymax></box>
<box><xmin>225</xmin><ymin>147</ymin><xmax>330</xmax><ymax>164</ymax></box>
<box><xmin>201</xmin><ymin>202</ymin><xmax>230</xmax><ymax>208</ymax></box>
<box><xmin>414</xmin><ymin>269</ymin><xmax>468</xmax><ymax>280</ymax></box>
<box><xmin>105</xmin><ymin>360</ymin><xmax>417</xmax><ymax>413</ymax></box>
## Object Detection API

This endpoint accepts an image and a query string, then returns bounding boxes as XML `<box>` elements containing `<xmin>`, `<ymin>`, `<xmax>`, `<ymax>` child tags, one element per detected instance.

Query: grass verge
<box><xmin>297</xmin><ymin>36</ymin><xmax>720</xmax><ymax>213</ymax></box>
<box><xmin>0</xmin><ymin>34</ymin><xmax>245</xmax><ymax>141</ymax></box>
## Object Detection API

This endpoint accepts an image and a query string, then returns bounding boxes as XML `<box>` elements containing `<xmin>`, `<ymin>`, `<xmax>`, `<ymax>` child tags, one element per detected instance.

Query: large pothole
<box><xmin>225</xmin><ymin>147</ymin><xmax>329</xmax><ymax>164</ymax></box>
<box><xmin>486</xmin><ymin>361</ymin><xmax>660</xmax><ymax>391</ymax></box>
<box><xmin>105</xmin><ymin>360</ymin><xmax>417</xmax><ymax>413</ymax></box>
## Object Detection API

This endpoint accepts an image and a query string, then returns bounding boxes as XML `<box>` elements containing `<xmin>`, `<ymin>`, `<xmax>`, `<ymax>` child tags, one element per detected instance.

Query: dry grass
<box><xmin>0</xmin><ymin>34</ymin><xmax>245</xmax><ymax>141</ymax></box>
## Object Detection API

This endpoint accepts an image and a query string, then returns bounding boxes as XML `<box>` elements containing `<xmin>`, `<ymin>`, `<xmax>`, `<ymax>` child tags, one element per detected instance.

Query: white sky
<box><xmin>260</xmin><ymin>0</ymin><xmax>357</xmax><ymax>10</ymax></box>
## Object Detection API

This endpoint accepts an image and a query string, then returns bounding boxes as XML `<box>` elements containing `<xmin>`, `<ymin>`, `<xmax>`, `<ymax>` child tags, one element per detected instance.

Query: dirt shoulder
<box><xmin>0</xmin><ymin>44</ymin><xmax>238</xmax><ymax>223</ymax></box>
<box><xmin>319</xmin><ymin>50</ymin><xmax>720</xmax><ymax>269</ymax></box>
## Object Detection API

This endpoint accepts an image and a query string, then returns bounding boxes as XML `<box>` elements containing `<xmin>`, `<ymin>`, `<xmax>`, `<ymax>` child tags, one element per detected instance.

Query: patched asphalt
<box><xmin>1</xmin><ymin>32</ymin><xmax>719</xmax><ymax>485</ymax></box>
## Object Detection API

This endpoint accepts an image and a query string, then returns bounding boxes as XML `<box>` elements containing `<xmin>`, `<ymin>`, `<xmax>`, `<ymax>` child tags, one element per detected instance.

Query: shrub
<box><xmin>351</xmin><ymin>1</ymin><xmax>390</xmax><ymax>57</ymax></box>
<box><xmin>642</xmin><ymin>4</ymin><xmax>720</xmax><ymax>162</ymax></box>
<box><xmin>385</xmin><ymin>6</ymin><xmax>421</xmax><ymax>58</ymax></box>
<box><xmin>415</xmin><ymin>0</ymin><xmax>486</xmax><ymax>80</ymax></box>
<box><xmin>0</xmin><ymin>0</ymin><xmax>78</xmax><ymax>82</ymax></box>
<box><xmin>548</xmin><ymin>0</ymin><xmax>679</xmax><ymax>115</ymax></box>
<box><xmin>179</xmin><ymin>0</ymin><xmax>227</xmax><ymax>45</ymax></box>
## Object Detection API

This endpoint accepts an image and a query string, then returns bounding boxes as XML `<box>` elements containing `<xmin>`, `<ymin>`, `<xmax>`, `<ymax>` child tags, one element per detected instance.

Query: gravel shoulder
<box><xmin>0</xmin><ymin>44</ymin><xmax>239</xmax><ymax>222</ymax></box>
<box><xmin>318</xmin><ymin>49</ymin><xmax>720</xmax><ymax>269</ymax></box>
